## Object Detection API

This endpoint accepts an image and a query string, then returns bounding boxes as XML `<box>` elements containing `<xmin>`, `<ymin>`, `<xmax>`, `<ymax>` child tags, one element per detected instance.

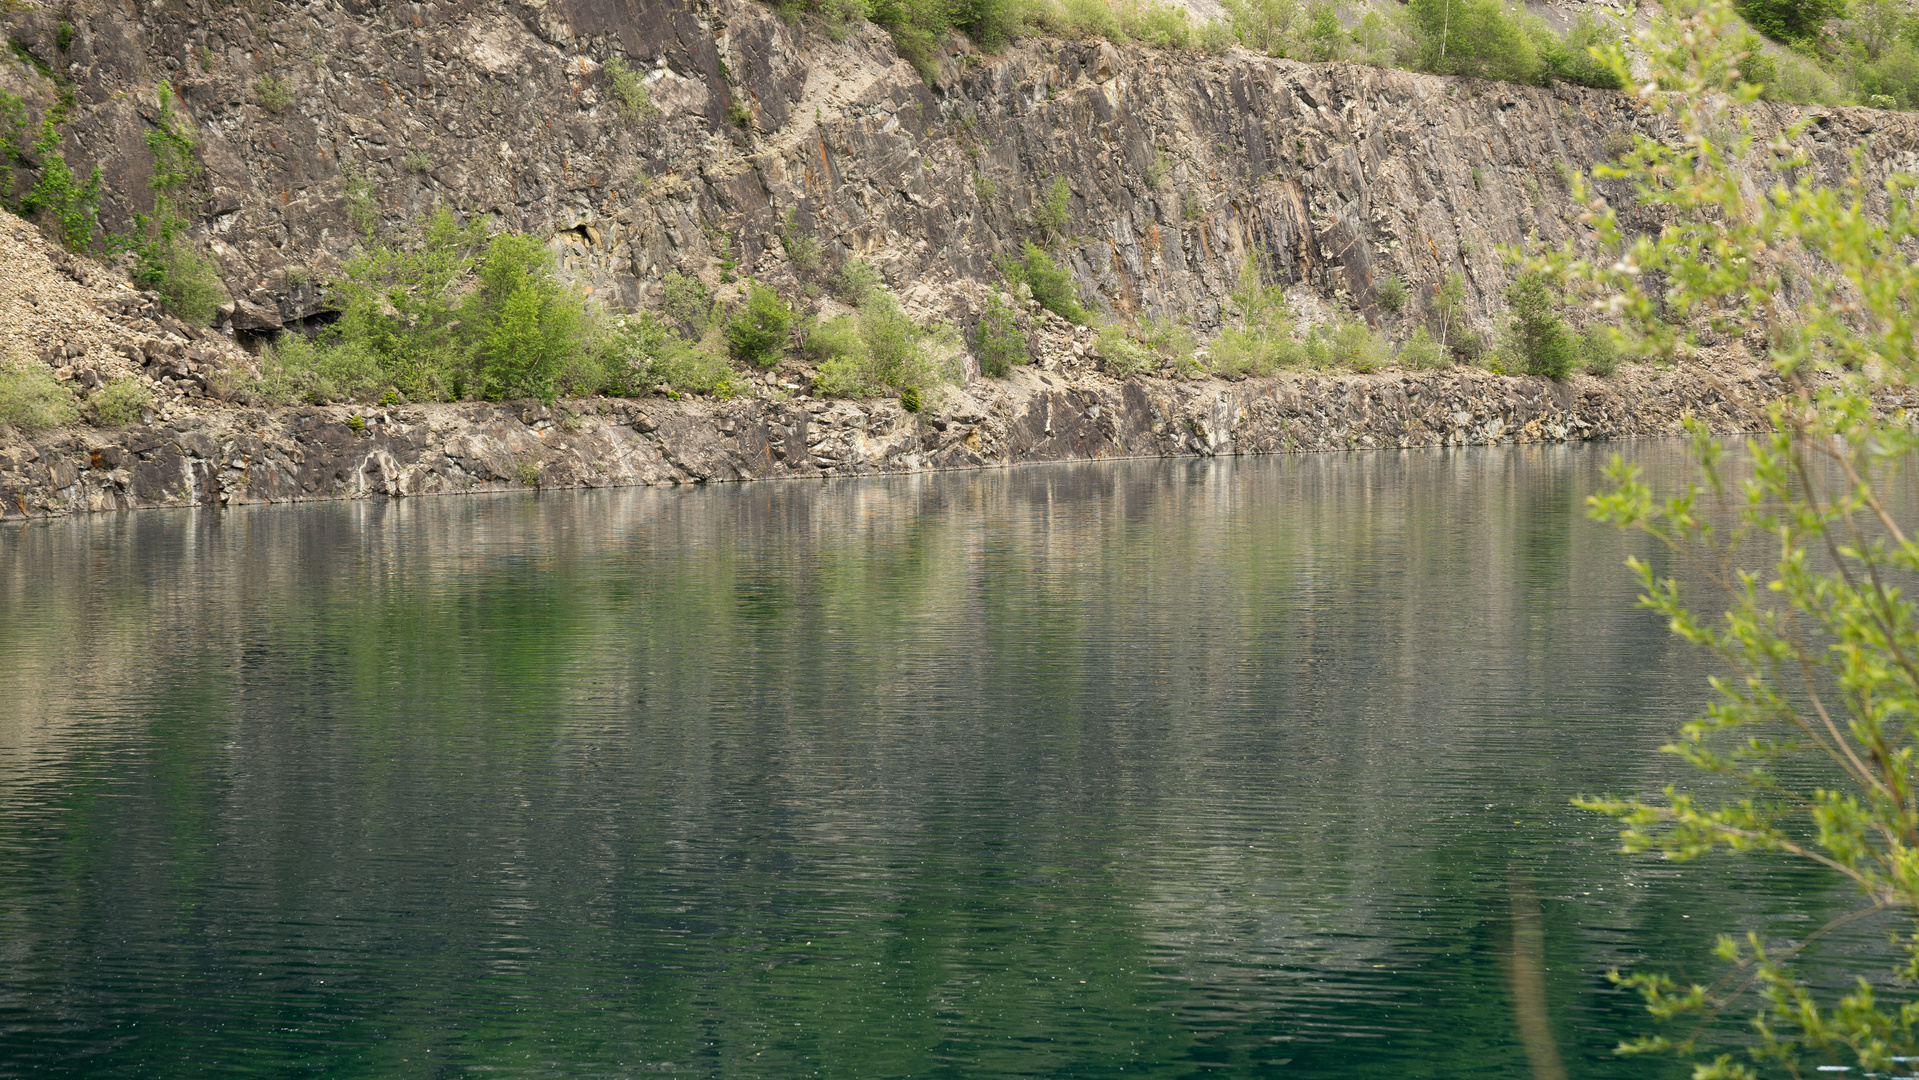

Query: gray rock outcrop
<box><xmin>5</xmin><ymin>0</ymin><xmax>1915</xmax><ymax>335</ymax></box>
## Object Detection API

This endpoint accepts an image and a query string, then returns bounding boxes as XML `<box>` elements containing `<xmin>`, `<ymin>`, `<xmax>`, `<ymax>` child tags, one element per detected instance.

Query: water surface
<box><xmin>0</xmin><ymin>445</ymin><xmax>1865</xmax><ymax>1077</ymax></box>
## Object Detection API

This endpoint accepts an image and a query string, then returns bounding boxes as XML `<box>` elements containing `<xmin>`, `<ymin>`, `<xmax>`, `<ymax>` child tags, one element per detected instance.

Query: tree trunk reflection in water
<box><xmin>1508</xmin><ymin>874</ymin><xmax>1569</xmax><ymax>1080</ymax></box>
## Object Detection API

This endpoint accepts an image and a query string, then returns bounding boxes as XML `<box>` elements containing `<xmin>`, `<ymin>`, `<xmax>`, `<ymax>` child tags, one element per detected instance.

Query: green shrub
<box><xmin>999</xmin><ymin>241</ymin><xmax>1086</xmax><ymax>323</ymax></box>
<box><xmin>269</xmin><ymin>211</ymin><xmax>606</xmax><ymax>404</ymax></box>
<box><xmin>1849</xmin><ymin>0</ymin><xmax>1915</xmax><ymax>59</ymax></box>
<box><xmin>600</xmin><ymin>312</ymin><xmax>737</xmax><ymax>397</ymax></box>
<box><xmin>869</xmin><ymin>0</ymin><xmax>949</xmax><ymax>81</ymax></box>
<box><xmin>463</xmin><ymin>233</ymin><xmax>594</xmax><ymax>402</ymax></box>
<box><xmin>1232</xmin><ymin>255</ymin><xmax>1290</xmax><ymax>330</ymax></box>
<box><xmin>974</xmin><ymin>171</ymin><xmax>997</xmax><ymax>204</ymax></box>
<box><xmin>598</xmin><ymin>312</ymin><xmax>671</xmax><ymax>396</ymax></box>
<box><xmin>256</xmin><ymin>74</ymin><xmax>295</xmax><ymax>113</ymax></box>
<box><xmin>343</xmin><ymin>166</ymin><xmax>379</xmax><ymax>236</ymax></box>
<box><xmin>654</xmin><ymin>337</ymin><xmax>740</xmax><ymax>398</ymax></box>
<box><xmin>1037</xmin><ymin>0</ymin><xmax>1124</xmax><ymax>41</ymax></box>
<box><xmin>1541</xmin><ymin>14</ymin><xmax>1625</xmax><ymax>88</ymax></box>
<box><xmin>19</xmin><ymin>122</ymin><xmax>102</xmax><ymax>252</ymax></box>
<box><xmin>134</xmin><ymin>233</ymin><xmax>225</xmax><ymax>326</ymax></box>
<box><xmin>1145</xmin><ymin>150</ymin><xmax>1170</xmax><ymax>190</ymax></box>
<box><xmin>1501</xmin><ymin>270</ymin><xmax>1574</xmax><ymax>379</ymax></box>
<box><xmin>1225</xmin><ymin>0</ymin><xmax>1304</xmax><ymax>55</ymax></box>
<box><xmin>1197</xmin><ymin>16</ymin><xmax>1238</xmax><ymax>53</ymax></box>
<box><xmin>803</xmin><ymin>314</ymin><xmax>865</xmax><ymax>366</ymax></box>
<box><xmin>1375</xmin><ymin>272</ymin><xmax>1409</xmax><ymax>313</ymax></box>
<box><xmin>813</xmin><ymin>350</ymin><xmax>879</xmax><ymax>398</ymax></box>
<box><xmin>1302</xmin><ymin>1</ymin><xmax>1347</xmax><ymax>60</ymax></box>
<box><xmin>832</xmin><ymin>258</ymin><xmax>883</xmax><ymax>306</ymax></box>
<box><xmin>1211</xmin><ymin>326</ymin><xmax>1304</xmax><ymax>376</ymax></box>
<box><xmin>726</xmin><ymin>282</ymin><xmax>798</xmax><ymax>367</ymax></box>
<box><xmin>960</xmin><ymin>0</ymin><xmax>1027</xmax><ymax>50</ymax></box>
<box><xmin>1399</xmin><ymin>325</ymin><xmax>1447</xmax><ymax>368</ymax></box>
<box><xmin>325</xmin><ymin>207</ymin><xmax>487</xmax><ymax>400</ymax></box>
<box><xmin>1760</xmin><ymin>46</ymin><xmax>1850</xmax><ymax>102</ymax></box>
<box><xmin>815</xmin><ymin>292</ymin><xmax>955</xmax><ymax>398</ymax></box>
<box><xmin>660</xmin><ymin>271</ymin><xmax>715</xmax><ymax>336</ymax></box>
<box><xmin>1121</xmin><ymin>0</ymin><xmax>1196</xmax><ymax>47</ymax></box>
<box><xmin>603</xmin><ymin>57</ymin><xmax>652</xmax><ymax>122</ymax></box>
<box><xmin>1306</xmin><ymin>320</ymin><xmax>1390</xmax><ymax>372</ymax></box>
<box><xmin>1140</xmin><ymin>316</ymin><xmax>1198</xmax><ymax>373</ymax></box>
<box><xmin>1353</xmin><ymin>10</ymin><xmax>1404</xmax><ymax>65</ymax></box>
<box><xmin>777</xmin><ymin>0</ymin><xmax>871</xmax><ymax>40</ymax></box>
<box><xmin>127</xmin><ymin>83</ymin><xmax>227</xmax><ymax>322</ymax></box>
<box><xmin>1034</xmin><ymin>175</ymin><xmax>1072</xmax><ymax>238</ymax></box>
<box><xmin>1858</xmin><ymin>42</ymin><xmax>1919</xmax><ymax>109</ymax></box>
<box><xmin>1430</xmin><ymin>271</ymin><xmax>1481</xmax><ymax>361</ymax></box>
<box><xmin>1212</xmin><ymin>256</ymin><xmax>1302</xmax><ymax>377</ymax></box>
<box><xmin>1096</xmin><ymin>325</ymin><xmax>1157</xmax><ymax>377</ymax></box>
<box><xmin>0</xmin><ymin>90</ymin><xmax>29</xmax><ymax>200</ymax></box>
<box><xmin>1404</xmin><ymin>0</ymin><xmax>1543</xmax><ymax>82</ymax></box>
<box><xmin>859</xmin><ymin>292</ymin><xmax>929</xmax><ymax>382</ymax></box>
<box><xmin>780</xmin><ymin>209</ymin><xmax>822</xmax><ymax>273</ymax></box>
<box><xmin>1737</xmin><ymin>0</ymin><xmax>1841</xmax><ymax>41</ymax></box>
<box><xmin>256</xmin><ymin>333</ymin><xmax>387</xmax><ymax>404</ymax></box>
<box><xmin>1577</xmin><ymin>323</ymin><xmax>1619</xmax><ymax>376</ymax></box>
<box><xmin>87</xmin><ymin>377</ymin><xmax>152</xmax><ymax>427</ymax></box>
<box><xmin>0</xmin><ymin>365</ymin><xmax>77</xmax><ymax>433</ymax></box>
<box><xmin>975</xmin><ymin>290</ymin><xmax>1028</xmax><ymax>376</ymax></box>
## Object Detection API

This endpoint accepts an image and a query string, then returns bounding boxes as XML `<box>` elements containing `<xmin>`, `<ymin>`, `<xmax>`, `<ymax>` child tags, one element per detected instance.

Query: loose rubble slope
<box><xmin>0</xmin><ymin>215</ymin><xmax>255</xmax><ymax>410</ymax></box>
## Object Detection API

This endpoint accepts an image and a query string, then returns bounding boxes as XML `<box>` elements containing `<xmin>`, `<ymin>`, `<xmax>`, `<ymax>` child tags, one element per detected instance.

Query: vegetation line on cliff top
<box><xmin>801</xmin><ymin>0</ymin><xmax>1916</xmax><ymax>109</ymax></box>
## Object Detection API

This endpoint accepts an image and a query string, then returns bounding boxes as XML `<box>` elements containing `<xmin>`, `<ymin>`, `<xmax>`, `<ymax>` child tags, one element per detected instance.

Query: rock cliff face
<box><xmin>2</xmin><ymin>1</ymin><xmax>1914</xmax><ymax>519</ymax></box>
<box><xmin>6</xmin><ymin>0</ymin><xmax>1915</xmax><ymax>336</ymax></box>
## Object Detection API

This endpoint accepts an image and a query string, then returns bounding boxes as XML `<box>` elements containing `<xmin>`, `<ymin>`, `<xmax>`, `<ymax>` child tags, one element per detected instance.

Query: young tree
<box><xmin>463</xmin><ymin>233</ymin><xmax>590</xmax><ymax>403</ymax></box>
<box><xmin>975</xmin><ymin>290</ymin><xmax>1028</xmax><ymax>377</ymax></box>
<box><xmin>1534</xmin><ymin>0</ymin><xmax>1919</xmax><ymax>1074</ymax></box>
<box><xmin>328</xmin><ymin>207</ymin><xmax>487</xmax><ymax>401</ymax></box>
<box><xmin>725</xmin><ymin>282</ymin><xmax>798</xmax><ymax>367</ymax></box>
<box><xmin>1501</xmin><ymin>270</ymin><xmax>1575</xmax><ymax>379</ymax></box>
<box><xmin>1405</xmin><ymin>0</ymin><xmax>1542</xmax><ymax>81</ymax></box>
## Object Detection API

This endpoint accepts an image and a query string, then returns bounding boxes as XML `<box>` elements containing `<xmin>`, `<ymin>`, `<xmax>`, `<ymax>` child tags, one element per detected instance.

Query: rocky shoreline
<box><xmin>0</xmin><ymin>356</ymin><xmax>1826</xmax><ymax>520</ymax></box>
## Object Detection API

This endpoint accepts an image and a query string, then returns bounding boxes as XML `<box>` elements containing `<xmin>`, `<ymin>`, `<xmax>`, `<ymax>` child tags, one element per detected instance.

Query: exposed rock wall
<box><xmin>5</xmin><ymin>0</ymin><xmax>1916</xmax><ymax>339</ymax></box>
<box><xmin>0</xmin><ymin>356</ymin><xmax>1818</xmax><ymax>519</ymax></box>
<box><xmin>4</xmin><ymin>0</ymin><xmax>1914</xmax><ymax>521</ymax></box>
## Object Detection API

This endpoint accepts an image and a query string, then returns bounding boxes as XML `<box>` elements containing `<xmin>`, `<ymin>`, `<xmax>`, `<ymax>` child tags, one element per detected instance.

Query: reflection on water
<box><xmin>0</xmin><ymin>444</ymin><xmax>1871</xmax><ymax>1077</ymax></box>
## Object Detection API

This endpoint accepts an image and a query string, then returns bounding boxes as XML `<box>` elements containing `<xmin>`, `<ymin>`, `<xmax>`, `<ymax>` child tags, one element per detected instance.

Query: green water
<box><xmin>0</xmin><ymin>445</ymin><xmax>1867</xmax><ymax>1078</ymax></box>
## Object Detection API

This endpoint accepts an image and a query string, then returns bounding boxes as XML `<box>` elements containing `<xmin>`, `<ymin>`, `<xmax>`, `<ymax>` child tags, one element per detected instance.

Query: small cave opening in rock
<box><xmin>239</xmin><ymin>309</ymin><xmax>342</xmax><ymax>354</ymax></box>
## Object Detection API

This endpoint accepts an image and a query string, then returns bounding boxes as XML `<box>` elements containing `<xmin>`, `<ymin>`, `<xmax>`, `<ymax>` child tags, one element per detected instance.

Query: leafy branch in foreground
<box><xmin>1534</xmin><ymin>0</ymin><xmax>1919</xmax><ymax>1075</ymax></box>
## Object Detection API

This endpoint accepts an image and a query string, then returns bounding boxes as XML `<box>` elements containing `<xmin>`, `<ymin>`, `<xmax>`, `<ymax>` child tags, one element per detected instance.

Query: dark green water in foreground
<box><xmin>0</xmin><ymin>444</ymin><xmax>1873</xmax><ymax>1078</ymax></box>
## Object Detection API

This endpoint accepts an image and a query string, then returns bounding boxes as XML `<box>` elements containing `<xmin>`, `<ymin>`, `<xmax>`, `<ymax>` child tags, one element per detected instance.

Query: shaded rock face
<box><xmin>7</xmin><ymin>1</ymin><xmax>1916</xmax><ymax>338</ymax></box>
<box><xmin>0</xmin><ymin>360</ymin><xmax>1826</xmax><ymax>519</ymax></box>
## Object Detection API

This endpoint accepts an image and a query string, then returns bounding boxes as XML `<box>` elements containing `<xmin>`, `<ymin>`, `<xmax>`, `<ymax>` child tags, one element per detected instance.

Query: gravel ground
<box><xmin>0</xmin><ymin>210</ymin><xmax>253</xmax><ymax>423</ymax></box>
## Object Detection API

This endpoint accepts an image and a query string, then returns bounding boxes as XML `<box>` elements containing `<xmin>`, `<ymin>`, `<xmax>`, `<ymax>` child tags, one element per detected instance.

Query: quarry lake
<box><xmin>0</xmin><ymin>444</ymin><xmax>1868</xmax><ymax>1078</ymax></box>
